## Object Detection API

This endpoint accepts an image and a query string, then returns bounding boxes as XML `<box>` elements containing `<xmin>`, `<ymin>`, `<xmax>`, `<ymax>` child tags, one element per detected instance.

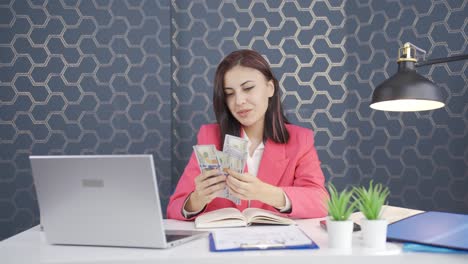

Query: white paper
<box><xmin>350</xmin><ymin>205</ymin><xmax>424</xmax><ymax>225</ymax></box>
<box><xmin>212</xmin><ymin>226</ymin><xmax>312</xmax><ymax>250</ymax></box>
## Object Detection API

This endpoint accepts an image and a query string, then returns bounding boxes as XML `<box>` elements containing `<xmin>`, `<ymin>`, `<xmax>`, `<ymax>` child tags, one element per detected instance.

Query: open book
<box><xmin>350</xmin><ymin>205</ymin><xmax>424</xmax><ymax>225</ymax></box>
<box><xmin>195</xmin><ymin>208</ymin><xmax>295</xmax><ymax>229</ymax></box>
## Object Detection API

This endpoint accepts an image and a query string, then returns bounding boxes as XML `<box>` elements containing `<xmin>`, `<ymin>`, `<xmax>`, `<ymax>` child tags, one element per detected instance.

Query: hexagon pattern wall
<box><xmin>1</xmin><ymin>0</ymin><xmax>467</xmax><ymax>241</ymax></box>
<box><xmin>171</xmin><ymin>0</ymin><xmax>467</xmax><ymax>214</ymax></box>
<box><xmin>0</xmin><ymin>0</ymin><xmax>171</xmax><ymax>240</ymax></box>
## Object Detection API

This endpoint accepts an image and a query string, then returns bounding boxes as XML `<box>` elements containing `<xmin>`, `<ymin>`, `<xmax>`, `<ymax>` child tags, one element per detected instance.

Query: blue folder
<box><xmin>387</xmin><ymin>211</ymin><xmax>468</xmax><ymax>251</ymax></box>
<box><xmin>208</xmin><ymin>233</ymin><xmax>319</xmax><ymax>252</ymax></box>
<box><xmin>403</xmin><ymin>243</ymin><xmax>468</xmax><ymax>254</ymax></box>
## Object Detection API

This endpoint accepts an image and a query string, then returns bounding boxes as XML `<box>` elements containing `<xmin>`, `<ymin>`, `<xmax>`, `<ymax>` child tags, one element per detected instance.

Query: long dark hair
<box><xmin>213</xmin><ymin>49</ymin><xmax>289</xmax><ymax>147</ymax></box>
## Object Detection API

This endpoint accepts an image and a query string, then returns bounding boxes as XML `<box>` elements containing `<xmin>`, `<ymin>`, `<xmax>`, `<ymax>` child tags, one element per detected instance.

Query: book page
<box><xmin>242</xmin><ymin>208</ymin><xmax>295</xmax><ymax>225</ymax></box>
<box><xmin>195</xmin><ymin>208</ymin><xmax>247</xmax><ymax>228</ymax></box>
<box><xmin>350</xmin><ymin>205</ymin><xmax>424</xmax><ymax>225</ymax></box>
<box><xmin>212</xmin><ymin>226</ymin><xmax>312</xmax><ymax>251</ymax></box>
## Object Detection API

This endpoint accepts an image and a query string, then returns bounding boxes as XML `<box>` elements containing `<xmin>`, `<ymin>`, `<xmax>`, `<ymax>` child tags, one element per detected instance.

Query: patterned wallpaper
<box><xmin>0</xmin><ymin>0</ymin><xmax>171</xmax><ymax>240</ymax></box>
<box><xmin>1</xmin><ymin>0</ymin><xmax>467</xmax><ymax>240</ymax></box>
<box><xmin>171</xmin><ymin>0</ymin><xmax>468</xmax><ymax>213</ymax></box>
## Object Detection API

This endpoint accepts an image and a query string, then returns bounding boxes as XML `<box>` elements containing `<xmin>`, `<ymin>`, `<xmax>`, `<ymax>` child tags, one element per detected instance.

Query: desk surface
<box><xmin>1</xmin><ymin>207</ymin><xmax>466</xmax><ymax>264</ymax></box>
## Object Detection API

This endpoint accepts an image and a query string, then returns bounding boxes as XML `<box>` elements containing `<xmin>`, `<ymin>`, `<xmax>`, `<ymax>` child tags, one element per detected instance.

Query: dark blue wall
<box><xmin>1</xmin><ymin>0</ymin><xmax>467</xmax><ymax>240</ymax></box>
<box><xmin>171</xmin><ymin>0</ymin><xmax>467</xmax><ymax>213</ymax></box>
<box><xmin>0</xmin><ymin>0</ymin><xmax>171</xmax><ymax>240</ymax></box>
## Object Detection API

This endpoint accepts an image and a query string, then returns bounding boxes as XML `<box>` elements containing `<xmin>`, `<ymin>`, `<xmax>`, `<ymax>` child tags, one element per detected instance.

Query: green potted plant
<box><xmin>353</xmin><ymin>180</ymin><xmax>390</xmax><ymax>249</ymax></box>
<box><xmin>326</xmin><ymin>183</ymin><xmax>356</xmax><ymax>249</ymax></box>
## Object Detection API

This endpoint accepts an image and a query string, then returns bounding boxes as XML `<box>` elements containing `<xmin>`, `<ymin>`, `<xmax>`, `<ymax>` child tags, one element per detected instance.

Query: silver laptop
<box><xmin>30</xmin><ymin>154</ymin><xmax>207</xmax><ymax>248</ymax></box>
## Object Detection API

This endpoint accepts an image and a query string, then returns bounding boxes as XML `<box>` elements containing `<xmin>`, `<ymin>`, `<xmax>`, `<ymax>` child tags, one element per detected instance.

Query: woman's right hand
<box><xmin>185</xmin><ymin>169</ymin><xmax>226</xmax><ymax>212</ymax></box>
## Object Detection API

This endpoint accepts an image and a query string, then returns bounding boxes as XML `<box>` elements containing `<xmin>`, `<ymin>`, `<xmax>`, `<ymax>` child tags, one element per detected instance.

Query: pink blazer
<box><xmin>167</xmin><ymin>124</ymin><xmax>328</xmax><ymax>220</ymax></box>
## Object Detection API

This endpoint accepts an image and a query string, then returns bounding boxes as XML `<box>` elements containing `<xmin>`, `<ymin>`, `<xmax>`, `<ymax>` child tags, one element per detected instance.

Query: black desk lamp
<box><xmin>370</xmin><ymin>42</ymin><xmax>468</xmax><ymax>112</ymax></box>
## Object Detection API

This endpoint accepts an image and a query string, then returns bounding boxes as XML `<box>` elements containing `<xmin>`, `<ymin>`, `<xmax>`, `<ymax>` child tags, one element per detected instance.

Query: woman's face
<box><xmin>223</xmin><ymin>65</ymin><xmax>274</xmax><ymax>130</ymax></box>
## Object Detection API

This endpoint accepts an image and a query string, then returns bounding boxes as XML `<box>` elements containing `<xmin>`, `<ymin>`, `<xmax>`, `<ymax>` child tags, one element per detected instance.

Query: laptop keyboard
<box><xmin>166</xmin><ymin>234</ymin><xmax>190</xmax><ymax>242</ymax></box>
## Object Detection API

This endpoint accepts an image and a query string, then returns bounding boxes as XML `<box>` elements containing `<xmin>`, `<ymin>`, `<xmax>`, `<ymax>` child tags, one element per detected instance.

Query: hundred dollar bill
<box><xmin>193</xmin><ymin>145</ymin><xmax>228</xmax><ymax>199</ymax></box>
<box><xmin>215</xmin><ymin>150</ymin><xmax>230</xmax><ymax>199</ymax></box>
<box><xmin>223</xmin><ymin>134</ymin><xmax>248</xmax><ymax>158</ymax></box>
<box><xmin>227</xmin><ymin>154</ymin><xmax>246</xmax><ymax>174</ymax></box>
<box><xmin>223</xmin><ymin>134</ymin><xmax>248</xmax><ymax>173</ymax></box>
<box><xmin>193</xmin><ymin>145</ymin><xmax>220</xmax><ymax>171</ymax></box>
<box><xmin>216</xmin><ymin>150</ymin><xmax>230</xmax><ymax>172</ymax></box>
<box><xmin>223</xmin><ymin>134</ymin><xmax>249</xmax><ymax>205</ymax></box>
<box><xmin>225</xmin><ymin>153</ymin><xmax>246</xmax><ymax>204</ymax></box>
<box><xmin>217</xmin><ymin>150</ymin><xmax>245</xmax><ymax>203</ymax></box>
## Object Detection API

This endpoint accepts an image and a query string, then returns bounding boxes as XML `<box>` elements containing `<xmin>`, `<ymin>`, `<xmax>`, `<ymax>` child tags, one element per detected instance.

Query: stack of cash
<box><xmin>193</xmin><ymin>135</ymin><xmax>248</xmax><ymax>204</ymax></box>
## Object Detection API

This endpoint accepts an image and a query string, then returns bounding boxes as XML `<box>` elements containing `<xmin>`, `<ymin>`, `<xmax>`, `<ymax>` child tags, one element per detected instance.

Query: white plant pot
<box><xmin>326</xmin><ymin>217</ymin><xmax>353</xmax><ymax>249</ymax></box>
<box><xmin>361</xmin><ymin>219</ymin><xmax>388</xmax><ymax>249</ymax></box>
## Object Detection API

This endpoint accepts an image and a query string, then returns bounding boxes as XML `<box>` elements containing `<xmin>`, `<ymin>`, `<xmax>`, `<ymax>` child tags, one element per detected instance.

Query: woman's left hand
<box><xmin>225</xmin><ymin>169</ymin><xmax>286</xmax><ymax>208</ymax></box>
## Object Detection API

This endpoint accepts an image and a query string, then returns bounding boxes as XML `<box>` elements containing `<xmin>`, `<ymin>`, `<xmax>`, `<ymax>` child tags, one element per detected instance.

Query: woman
<box><xmin>167</xmin><ymin>49</ymin><xmax>328</xmax><ymax>220</ymax></box>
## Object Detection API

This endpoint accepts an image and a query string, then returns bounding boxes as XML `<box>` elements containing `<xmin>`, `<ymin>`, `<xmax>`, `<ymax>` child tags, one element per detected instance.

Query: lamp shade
<box><xmin>370</xmin><ymin>61</ymin><xmax>445</xmax><ymax>112</ymax></box>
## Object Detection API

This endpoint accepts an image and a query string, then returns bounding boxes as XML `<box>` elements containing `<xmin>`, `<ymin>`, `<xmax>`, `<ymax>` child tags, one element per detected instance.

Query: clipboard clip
<box><xmin>240</xmin><ymin>242</ymin><xmax>286</xmax><ymax>250</ymax></box>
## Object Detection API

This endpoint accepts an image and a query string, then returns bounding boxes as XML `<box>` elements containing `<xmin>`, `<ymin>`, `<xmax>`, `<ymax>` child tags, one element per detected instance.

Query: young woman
<box><xmin>167</xmin><ymin>49</ymin><xmax>328</xmax><ymax>220</ymax></box>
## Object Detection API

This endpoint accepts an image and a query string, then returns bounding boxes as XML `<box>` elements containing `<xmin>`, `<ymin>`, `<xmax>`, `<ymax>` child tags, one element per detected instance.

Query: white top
<box><xmin>243</xmin><ymin>131</ymin><xmax>291</xmax><ymax>212</ymax></box>
<box><xmin>244</xmin><ymin>131</ymin><xmax>265</xmax><ymax>177</ymax></box>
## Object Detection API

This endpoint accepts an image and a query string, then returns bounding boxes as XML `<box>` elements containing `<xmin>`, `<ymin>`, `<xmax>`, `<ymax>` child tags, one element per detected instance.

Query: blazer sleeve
<box><xmin>282</xmin><ymin>130</ymin><xmax>329</xmax><ymax>218</ymax></box>
<box><xmin>166</xmin><ymin>125</ymin><xmax>211</xmax><ymax>220</ymax></box>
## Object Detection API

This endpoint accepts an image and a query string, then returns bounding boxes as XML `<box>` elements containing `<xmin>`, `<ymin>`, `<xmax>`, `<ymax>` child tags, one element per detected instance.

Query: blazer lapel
<box><xmin>256</xmin><ymin>139</ymin><xmax>289</xmax><ymax>186</ymax></box>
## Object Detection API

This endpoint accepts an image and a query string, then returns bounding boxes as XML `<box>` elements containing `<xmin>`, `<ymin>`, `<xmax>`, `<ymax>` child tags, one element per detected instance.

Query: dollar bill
<box><xmin>191</xmin><ymin>135</ymin><xmax>249</xmax><ymax>205</ymax></box>
<box><xmin>216</xmin><ymin>151</ymin><xmax>229</xmax><ymax>172</ymax></box>
<box><xmin>222</xmin><ymin>134</ymin><xmax>249</xmax><ymax>205</ymax></box>
<box><xmin>215</xmin><ymin>150</ymin><xmax>230</xmax><ymax>199</ymax></box>
<box><xmin>193</xmin><ymin>145</ymin><xmax>220</xmax><ymax>171</ymax></box>
<box><xmin>217</xmin><ymin>150</ymin><xmax>245</xmax><ymax>202</ymax></box>
<box><xmin>227</xmin><ymin>154</ymin><xmax>246</xmax><ymax>174</ymax></box>
<box><xmin>193</xmin><ymin>145</ymin><xmax>234</xmax><ymax>200</ymax></box>
<box><xmin>223</xmin><ymin>134</ymin><xmax>248</xmax><ymax>158</ymax></box>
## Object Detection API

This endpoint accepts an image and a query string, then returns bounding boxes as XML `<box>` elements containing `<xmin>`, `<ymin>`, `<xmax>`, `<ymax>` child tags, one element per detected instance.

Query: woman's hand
<box><xmin>225</xmin><ymin>169</ymin><xmax>286</xmax><ymax>209</ymax></box>
<box><xmin>185</xmin><ymin>169</ymin><xmax>226</xmax><ymax>212</ymax></box>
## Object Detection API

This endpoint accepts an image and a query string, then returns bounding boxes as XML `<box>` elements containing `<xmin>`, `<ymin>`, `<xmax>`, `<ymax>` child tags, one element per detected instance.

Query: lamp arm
<box><xmin>415</xmin><ymin>54</ymin><xmax>468</xmax><ymax>68</ymax></box>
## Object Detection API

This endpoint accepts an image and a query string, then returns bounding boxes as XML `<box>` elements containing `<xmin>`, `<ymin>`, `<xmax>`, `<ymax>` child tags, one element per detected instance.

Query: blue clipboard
<box><xmin>208</xmin><ymin>233</ymin><xmax>319</xmax><ymax>252</ymax></box>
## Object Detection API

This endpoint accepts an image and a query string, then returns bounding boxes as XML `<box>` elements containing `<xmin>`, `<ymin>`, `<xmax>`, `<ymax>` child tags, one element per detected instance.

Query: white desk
<box><xmin>1</xmin><ymin>215</ymin><xmax>466</xmax><ymax>264</ymax></box>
